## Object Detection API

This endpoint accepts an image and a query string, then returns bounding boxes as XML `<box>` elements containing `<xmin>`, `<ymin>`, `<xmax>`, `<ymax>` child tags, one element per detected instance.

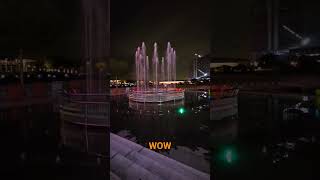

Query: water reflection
<box><xmin>0</xmin><ymin>101</ymin><xmax>109</xmax><ymax>179</ymax></box>
<box><xmin>210</xmin><ymin>96</ymin><xmax>239</xmax><ymax>144</ymax></box>
<box><xmin>128</xmin><ymin>99</ymin><xmax>184</xmax><ymax>114</ymax></box>
<box><xmin>111</xmin><ymin>91</ymin><xmax>210</xmax><ymax>173</ymax></box>
<box><xmin>210</xmin><ymin>96</ymin><xmax>238</xmax><ymax>121</ymax></box>
<box><xmin>210</xmin><ymin>92</ymin><xmax>320</xmax><ymax>179</ymax></box>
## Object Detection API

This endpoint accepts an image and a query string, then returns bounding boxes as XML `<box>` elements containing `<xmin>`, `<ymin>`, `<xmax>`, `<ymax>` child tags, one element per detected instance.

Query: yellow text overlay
<box><xmin>148</xmin><ymin>142</ymin><xmax>172</xmax><ymax>150</ymax></box>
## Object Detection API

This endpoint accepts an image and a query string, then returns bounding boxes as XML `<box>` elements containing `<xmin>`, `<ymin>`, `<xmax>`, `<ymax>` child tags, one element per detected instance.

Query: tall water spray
<box><xmin>166</xmin><ymin>42</ymin><xmax>171</xmax><ymax>82</ymax></box>
<box><xmin>161</xmin><ymin>57</ymin><xmax>165</xmax><ymax>82</ymax></box>
<box><xmin>81</xmin><ymin>0</ymin><xmax>110</xmax><ymax>94</ymax></box>
<box><xmin>152</xmin><ymin>43</ymin><xmax>159</xmax><ymax>91</ymax></box>
<box><xmin>135</xmin><ymin>42</ymin><xmax>177</xmax><ymax>92</ymax></box>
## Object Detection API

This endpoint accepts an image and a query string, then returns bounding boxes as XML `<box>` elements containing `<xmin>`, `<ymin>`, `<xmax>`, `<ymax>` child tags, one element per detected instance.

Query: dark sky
<box><xmin>111</xmin><ymin>0</ymin><xmax>212</xmax><ymax>79</ymax></box>
<box><xmin>0</xmin><ymin>0</ymin><xmax>81</xmax><ymax>59</ymax></box>
<box><xmin>1</xmin><ymin>0</ymin><xmax>320</xmax><ymax>79</ymax></box>
<box><xmin>0</xmin><ymin>0</ymin><xmax>212</xmax><ymax>79</ymax></box>
<box><xmin>211</xmin><ymin>1</ymin><xmax>253</xmax><ymax>59</ymax></box>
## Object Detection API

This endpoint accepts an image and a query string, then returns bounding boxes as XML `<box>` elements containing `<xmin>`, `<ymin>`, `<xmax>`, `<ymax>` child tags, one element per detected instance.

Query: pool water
<box><xmin>110</xmin><ymin>90</ymin><xmax>211</xmax><ymax>173</ymax></box>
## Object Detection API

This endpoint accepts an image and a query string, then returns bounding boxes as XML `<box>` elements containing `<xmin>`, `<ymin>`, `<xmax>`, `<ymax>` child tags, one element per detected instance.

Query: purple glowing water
<box><xmin>81</xmin><ymin>0</ymin><xmax>110</xmax><ymax>94</ymax></box>
<box><xmin>131</xmin><ymin>42</ymin><xmax>182</xmax><ymax>103</ymax></box>
<box><xmin>135</xmin><ymin>42</ymin><xmax>177</xmax><ymax>92</ymax></box>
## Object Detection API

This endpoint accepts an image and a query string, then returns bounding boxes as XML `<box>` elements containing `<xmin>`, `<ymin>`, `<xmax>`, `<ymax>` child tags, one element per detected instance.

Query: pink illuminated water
<box><xmin>135</xmin><ymin>42</ymin><xmax>177</xmax><ymax>93</ymax></box>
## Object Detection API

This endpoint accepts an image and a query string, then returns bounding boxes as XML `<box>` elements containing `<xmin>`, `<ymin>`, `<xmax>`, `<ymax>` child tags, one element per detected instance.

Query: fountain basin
<box><xmin>129</xmin><ymin>89</ymin><xmax>184</xmax><ymax>103</ymax></box>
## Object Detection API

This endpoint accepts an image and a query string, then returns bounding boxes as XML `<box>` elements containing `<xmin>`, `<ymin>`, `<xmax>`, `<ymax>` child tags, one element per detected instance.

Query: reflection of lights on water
<box><xmin>290</xmin><ymin>61</ymin><xmax>298</xmax><ymax>67</ymax></box>
<box><xmin>219</xmin><ymin>147</ymin><xmax>237</xmax><ymax>165</ymax></box>
<box><xmin>301</xmin><ymin>37</ymin><xmax>311</xmax><ymax>46</ymax></box>
<box><xmin>178</xmin><ymin>107</ymin><xmax>186</xmax><ymax>115</ymax></box>
<box><xmin>262</xmin><ymin>146</ymin><xmax>267</xmax><ymax>154</ymax></box>
<box><xmin>225</xmin><ymin>150</ymin><xmax>233</xmax><ymax>163</ymax></box>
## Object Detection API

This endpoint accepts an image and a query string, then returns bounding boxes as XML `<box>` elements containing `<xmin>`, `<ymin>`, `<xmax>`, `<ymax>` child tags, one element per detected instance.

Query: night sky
<box><xmin>0</xmin><ymin>0</ymin><xmax>81</xmax><ymax>59</ymax></box>
<box><xmin>111</xmin><ymin>0</ymin><xmax>212</xmax><ymax>79</ymax></box>
<box><xmin>1</xmin><ymin>0</ymin><xmax>320</xmax><ymax>79</ymax></box>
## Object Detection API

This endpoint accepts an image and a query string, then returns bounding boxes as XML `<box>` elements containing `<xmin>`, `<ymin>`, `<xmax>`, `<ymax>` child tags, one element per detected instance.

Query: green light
<box><xmin>225</xmin><ymin>149</ymin><xmax>233</xmax><ymax>163</ymax></box>
<box><xmin>178</xmin><ymin>107</ymin><xmax>186</xmax><ymax>114</ymax></box>
<box><xmin>218</xmin><ymin>147</ymin><xmax>238</xmax><ymax>165</ymax></box>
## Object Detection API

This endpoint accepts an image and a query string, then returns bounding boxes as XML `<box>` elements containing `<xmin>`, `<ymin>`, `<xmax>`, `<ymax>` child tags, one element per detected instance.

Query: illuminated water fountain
<box><xmin>129</xmin><ymin>42</ymin><xmax>184</xmax><ymax>103</ymax></box>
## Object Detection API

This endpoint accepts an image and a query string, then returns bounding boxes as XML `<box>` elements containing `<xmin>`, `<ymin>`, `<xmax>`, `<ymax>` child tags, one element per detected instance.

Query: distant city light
<box><xmin>194</xmin><ymin>53</ymin><xmax>202</xmax><ymax>58</ymax></box>
<box><xmin>159</xmin><ymin>81</ymin><xmax>184</xmax><ymax>85</ymax></box>
<box><xmin>301</xmin><ymin>37</ymin><xmax>311</xmax><ymax>46</ymax></box>
<box><xmin>308</xmin><ymin>53</ymin><xmax>320</xmax><ymax>57</ymax></box>
<box><xmin>290</xmin><ymin>61</ymin><xmax>298</xmax><ymax>67</ymax></box>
